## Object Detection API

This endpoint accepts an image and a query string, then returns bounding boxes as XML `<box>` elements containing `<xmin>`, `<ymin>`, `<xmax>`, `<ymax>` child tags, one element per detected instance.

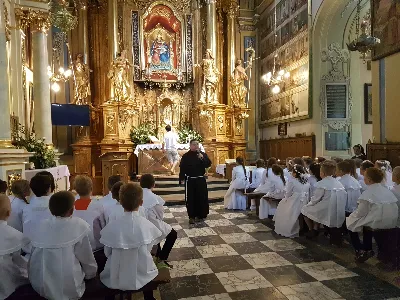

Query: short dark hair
<box><xmin>165</xmin><ymin>125</ymin><xmax>171</xmax><ymax>132</ymax></box>
<box><xmin>49</xmin><ymin>191</ymin><xmax>75</xmax><ymax>217</ymax></box>
<box><xmin>361</xmin><ymin>160</ymin><xmax>374</xmax><ymax>171</ymax></box>
<box><xmin>309</xmin><ymin>162</ymin><xmax>322</xmax><ymax>181</ymax></box>
<box><xmin>190</xmin><ymin>139</ymin><xmax>198</xmax><ymax>145</ymax></box>
<box><xmin>354</xmin><ymin>158</ymin><xmax>363</xmax><ymax>168</ymax></box>
<box><xmin>256</xmin><ymin>159</ymin><xmax>265</xmax><ymax>168</ymax></box>
<box><xmin>140</xmin><ymin>174</ymin><xmax>155</xmax><ymax>189</ymax></box>
<box><xmin>0</xmin><ymin>179</ymin><xmax>7</xmax><ymax>193</ymax></box>
<box><xmin>111</xmin><ymin>181</ymin><xmax>124</xmax><ymax>202</ymax></box>
<box><xmin>108</xmin><ymin>175</ymin><xmax>122</xmax><ymax>190</ymax></box>
<box><xmin>365</xmin><ymin>167</ymin><xmax>384</xmax><ymax>183</ymax></box>
<box><xmin>36</xmin><ymin>171</ymin><xmax>56</xmax><ymax>192</ymax></box>
<box><xmin>74</xmin><ymin>175</ymin><xmax>93</xmax><ymax>196</ymax></box>
<box><xmin>337</xmin><ymin>161</ymin><xmax>353</xmax><ymax>174</ymax></box>
<box><xmin>119</xmin><ymin>183</ymin><xmax>143</xmax><ymax>211</ymax></box>
<box><xmin>30</xmin><ymin>175</ymin><xmax>53</xmax><ymax>197</ymax></box>
<box><xmin>321</xmin><ymin>160</ymin><xmax>337</xmax><ymax>176</ymax></box>
<box><xmin>292</xmin><ymin>157</ymin><xmax>305</xmax><ymax>167</ymax></box>
<box><xmin>303</xmin><ymin>156</ymin><xmax>313</xmax><ymax>166</ymax></box>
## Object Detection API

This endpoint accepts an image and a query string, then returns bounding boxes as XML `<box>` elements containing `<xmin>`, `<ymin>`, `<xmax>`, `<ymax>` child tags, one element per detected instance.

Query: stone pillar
<box><xmin>31</xmin><ymin>12</ymin><xmax>52</xmax><ymax>144</ymax></box>
<box><xmin>0</xmin><ymin>0</ymin><xmax>11</xmax><ymax>147</ymax></box>
<box><xmin>226</xmin><ymin>1</ymin><xmax>238</xmax><ymax>106</ymax></box>
<box><xmin>206</xmin><ymin>0</ymin><xmax>217</xmax><ymax>60</ymax></box>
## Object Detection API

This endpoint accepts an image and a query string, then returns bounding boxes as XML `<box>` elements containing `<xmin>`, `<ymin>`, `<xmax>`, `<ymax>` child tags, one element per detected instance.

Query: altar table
<box><xmin>25</xmin><ymin>165</ymin><xmax>71</xmax><ymax>191</ymax></box>
<box><xmin>134</xmin><ymin>143</ymin><xmax>205</xmax><ymax>175</ymax></box>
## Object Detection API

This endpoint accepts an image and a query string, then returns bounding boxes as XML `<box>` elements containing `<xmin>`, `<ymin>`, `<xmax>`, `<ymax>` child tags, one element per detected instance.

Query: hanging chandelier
<box><xmin>344</xmin><ymin>0</ymin><xmax>380</xmax><ymax>61</ymax></box>
<box><xmin>50</xmin><ymin>0</ymin><xmax>80</xmax><ymax>32</ymax></box>
<box><xmin>261</xmin><ymin>2</ymin><xmax>290</xmax><ymax>95</ymax></box>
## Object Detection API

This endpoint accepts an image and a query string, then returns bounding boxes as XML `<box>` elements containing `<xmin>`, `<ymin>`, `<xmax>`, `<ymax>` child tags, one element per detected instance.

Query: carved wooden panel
<box><xmin>259</xmin><ymin>136</ymin><xmax>315</xmax><ymax>161</ymax></box>
<box><xmin>73</xmin><ymin>149</ymin><xmax>91</xmax><ymax>175</ymax></box>
<box><xmin>367</xmin><ymin>143</ymin><xmax>400</xmax><ymax>168</ymax></box>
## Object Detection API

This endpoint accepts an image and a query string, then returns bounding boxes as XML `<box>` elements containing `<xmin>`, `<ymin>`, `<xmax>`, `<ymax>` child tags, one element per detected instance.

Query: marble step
<box><xmin>162</xmin><ymin>190</ymin><xmax>226</xmax><ymax>205</ymax></box>
<box><xmin>153</xmin><ymin>183</ymin><xmax>229</xmax><ymax>195</ymax></box>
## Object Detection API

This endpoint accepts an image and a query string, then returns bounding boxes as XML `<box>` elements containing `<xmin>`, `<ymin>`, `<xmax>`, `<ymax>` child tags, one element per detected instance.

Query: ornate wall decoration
<box><xmin>320</xmin><ymin>43</ymin><xmax>352</xmax><ymax>130</ymax></box>
<box><xmin>132</xmin><ymin>11</ymin><xmax>141</xmax><ymax>80</ymax></box>
<box><xmin>3</xmin><ymin>1</ymin><xmax>11</xmax><ymax>42</ymax></box>
<box><xmin>226</xmin><ymin>116</ymin><xmax>232</xmax><ymax>136</ymax></box>
<box><xmin>199</xmin><ymin>108</ymin><xmax>214</xmax><ymax>132</ymax></box>
<box><xmin>142</xmin><ymin>4</ymin><xmax>182</xmax><ymax>80</ymax></box>
<box><xmin>186</xmin><ymin>14</ymin><xmax>193</xmax><ymax>82</ymax></box>
<box><xmin>119</xmin><ymin>108</ymin><xmax>136</xmax><ymax>131</ymax></box>
<box><xmin>132</xmin><ymin>0</ymin><xmax>191</xmax><ymax>13</ymax></box>
<box><xmin>7</xmin><ymin>170</ymin><xmax>22</xmax><ymax>195</ymax></box>
<box><xmin>105</xmin><ymin>113</ymin><xmax>116</xmax><ymax>134</ymax></box>
<box><xmin>217</xmin><ymin>115</ymin><xmax>224</xmax><ymax>133</ymax></box>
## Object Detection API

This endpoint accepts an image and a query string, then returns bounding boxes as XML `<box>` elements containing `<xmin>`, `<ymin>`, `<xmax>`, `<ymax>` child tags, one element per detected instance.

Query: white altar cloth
<box><xmin>134</xmin><ymin>143</ymin><xmax>205</xmax><ymax>156</ymax></box>
<box><xmin>216</xmin><ymin>164</ymin><xmax>226</xmax><ymax>176</ymax></box>
<box><xmin>25</xmin><ymin>165</ymin><xmax>71</xmax><ymax>191</ymax></box>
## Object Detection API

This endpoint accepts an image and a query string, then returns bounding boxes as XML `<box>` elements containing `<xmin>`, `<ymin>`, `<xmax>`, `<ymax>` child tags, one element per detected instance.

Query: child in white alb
<box><xmin>25</xmin><ymin>191</ymin><xmax>97</xmax><ymax>300</ymax></box>
<box><xmin>274</xmin><ymin>165</ymin><xmax>310</xmax><ymax>238</ymax></box>
<box><xmin>100</xmin><ymin>183</ymin><xmax>163</xmax><ymax>300</ymax></box>
<box><xmin>224</xmin><ymin>157</ymin><xmax>250</xmax><ymax>210</ymax></box>
<box><xmin>390</xmin><ymin>167</ymin><xmax>400</xmax><ymax>269</ymax></box>
<box><xmin>347</xmin><ymin>168</ymin><xmax>398</xmax><ymax>263</ymax></box>
<box><xmin>140</xmin><ymin>174</ymin><xmax>177</xmax><ymax>266</ymax></box>
<box><xmin>359</xmin><ymin>160</ymin><xmax>374</xmax><ymax>192</ymax></box>
<box><xmin>0</xmin><ymin>194</ymin><xmax>28</xmax><ymax>299</ymax></box>
<box><xmin>7</xmin><ymin>180</ymin><xmax>30</xmax><ymax>232</ymax></box>
<box><xmin>301</xmin><ymin>160</ymin><xmax>347</xmax><ymax>242</ymax></box>
<box><xmin>99</xmin><ymin>175</ymin><xmax>121</xmax><ymax>210</ymax></box>
<box><xmin>257</xmin><ymin>164</ymin><xmax>286</xmax><ymax>219</ymax></box>
<box><xmin>337</xmin><ymin>161</ymin><xmax>362</xmax><ymax>215</ymax></box>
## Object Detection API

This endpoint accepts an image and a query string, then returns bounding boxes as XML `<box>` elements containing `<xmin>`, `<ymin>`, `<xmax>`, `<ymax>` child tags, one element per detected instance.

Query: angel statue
<box><xmin>196</xmin><ymin>49</ymin><xmax>220</xmax><ymax>104</ymax></box>
<box><xmin>108</xmin><ymin>50</ymin><xmax>133</xmax><ymax>102</ymax></box>
<box><xmin>230</xmin><ymin>47</ymin><xmax>255</xmax><ymax>107</ymax></box>
<box><xmin>72</xmin><ymin>54</ymin><xmax>92</xmax><ymax>105</ymax></box>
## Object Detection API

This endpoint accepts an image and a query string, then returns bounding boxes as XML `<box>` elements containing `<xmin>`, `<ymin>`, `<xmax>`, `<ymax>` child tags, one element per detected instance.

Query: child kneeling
<box><xmin>301</xmin><ymin>160</ymin><xmax>347</xmax><ymax>242</ymax></box>
<box><xmin>100</xmin><ymin>183</ymin><xmax>163</xmax><ymax>300</ymax></box>
<box><xmin>347</xmin><ymin>168</ymin><xmax>398</xmax><ymax>262</ymax></box>
<box><xmin>25</xmin><ymin>191</ymin><xmax>97</xmax><ymax>300</ymax></box>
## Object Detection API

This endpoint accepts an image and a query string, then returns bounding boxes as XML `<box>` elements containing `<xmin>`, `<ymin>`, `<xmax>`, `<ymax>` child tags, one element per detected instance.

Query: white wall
<box><xmin>259</xmin><ymin>0</ymin><xmax>372</xmax><ymax>158</ymax></box>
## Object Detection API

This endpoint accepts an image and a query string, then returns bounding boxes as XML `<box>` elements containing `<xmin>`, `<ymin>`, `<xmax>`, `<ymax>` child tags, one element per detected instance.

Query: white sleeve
<box><xmin>284</xmin><ymin>180</ymin><xmax>295</xmax><ymax>199</ymax></box>
<box><xmin>104</xmin><ymin>246</ymin><xmax>112</xmax><ymax>258</ymax></box>
<box><xmin>74</xmin><ymin>234</ymin><xmax>98</xmax><ymax>279</ymax></box>
<box><xmin>232</xmin><ymin>168</ymin><xmax>237</xmax><ymax>181</ymax></box>
<box><xmin>349</xmin><ymin>200</ymin><xmax>370</xmax><ymax>219</ymax></box>
<box><xmin>308</xmin><ymin>188</ymin><xmax>325</xmax><ymax>205</ymax></box>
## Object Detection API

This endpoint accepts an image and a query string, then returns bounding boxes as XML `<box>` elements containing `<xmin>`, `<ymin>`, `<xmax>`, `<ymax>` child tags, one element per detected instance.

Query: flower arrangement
<box><xmin>13</xmin><ymin>125</ymin><xmax>56</xmax><ymax>169</ymax></box>
<box><xmin>177</xmin><ymin>123</ymin><xmax>203</xmax><ymax>144</ymax></box>
<box><xmin>130</xmin><ymin>122</ymin><xmax>157</xmax><ymax>145</ymax></box>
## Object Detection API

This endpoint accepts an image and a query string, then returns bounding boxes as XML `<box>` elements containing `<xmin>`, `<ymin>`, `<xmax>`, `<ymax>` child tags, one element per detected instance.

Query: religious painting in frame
<box><xmin>364</xmin><ymin>83</ymin><xmax>372</xmax><ymax>124</ymax></box>
<box><xmin>371</xmin><ymin>0</ymin><xmax>400</xmax><ymax>60</ymax></box>
<box><xmin>141</xmin><ymin>3</ymin><xmax>182</xmax><ymax>81</ymax></box>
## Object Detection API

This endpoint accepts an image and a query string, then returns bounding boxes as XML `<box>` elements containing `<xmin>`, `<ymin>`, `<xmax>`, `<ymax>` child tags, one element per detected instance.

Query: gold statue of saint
<box><xmin>197</xmin><ymin>49</ymin><xmax>220</xmax><ymax>104</ymax></box>
<box><xmin>230</xmin><ymin>59</ymin><xmax>250</xmax><ymax>107</ymax></box>
<box><xmin>72</xmin><ymin>54</ymin><xmax>91</xmax><ymax>105</ymax></box>
<box><xmin>108</xmin><ymin>50</ymin><xmax>133</xmax><ymax>102</ymax></box>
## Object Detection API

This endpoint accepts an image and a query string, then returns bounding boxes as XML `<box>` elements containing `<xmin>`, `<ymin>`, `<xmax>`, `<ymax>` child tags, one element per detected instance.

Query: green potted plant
<box><xmin>129</xmin><ymin>122</ymin><xmax>157</xmax><ymax>146</ymax></box>
<box><xmin>177</xmin><ymin>123</ymin><xmax>203</xmax><ymax>144</ymax></box>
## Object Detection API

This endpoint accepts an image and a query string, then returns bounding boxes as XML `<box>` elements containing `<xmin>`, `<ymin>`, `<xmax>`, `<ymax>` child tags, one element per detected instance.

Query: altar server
<box><xmin>257</xmin><ymin>164</ymin><xmax>286</xmax><ymax>219</ymax></box>
<box><xmin>162</xmin><ymin>124</ymin><xmax>180</xmax><ymax>175</ymax></box>
<box><xmin>104</xmin><ymin>181</ymin><xmax>124</xmax><ymax>224</ymax></box>
<box><xmin>73</xmin><ymin>175</ymin><xmax>105</xmax><ymax>251</ymax></box>
<box><xmin>0</xmin><ymin>194</ymin><xmax>28</xmax><ymax>299</ymax></box>
<box><xmin>301</xmin><ymin>160</ymin><xmax>347</xmax><ymax>238</ymax></box>
<box><xmin>179</xmin><ymin>140</ymin><xmax>212</xmax><ymax>223</ymax></box>
<box><xmin>22</xmin><ymin>173</ymin><xmax>54</xmax><ymax>230</ymax></box>
<box><xmin>98</xmin><ymin>175</ymin><xmax>121</xmax><ymax>208</ymax></box>
<box><xmin>308</xmin><ymin>162</ymin><xmax>321</xmax><ymax>198</ymax></box>
<box><xmin>274</xmin><ymin>164</ymin><xmax>310</xmax><ymax>238</ymax></box>
<box><xmin>140</xmin><ymin>174</ymin><xmax>177</xmax><ymax>264</ymax></box>
<box><xmin>8</xmin><ymin>180</ymin><xmax>30</xmax><ymax>232</ymax></box>
<box><xmin>26</xmin><ymin>191</ymin><xmax>97</xmax><ymax>300</ymax></box>
<box><xmin>224</xmin><ymin>157</ymin><xmax>250</xmax><ymax>210</ymax></box>
<box><xmin>100</xmin><ymin>183</ymin><xmax>162</xmax><ymax>299</ymax></box>
<box><xmin>359</xmin><ymin>160</ymin><xmax>374</xmax><ymax>192</ymax></box>
<box><xmin>337</xmin><ymin>161</ymin><xmax>362</xmax><ymax>214</ymax></box>
<box><xmin>347</xmin><ymin>168</ymin><xmax>398</xmax><ymax>262</ymax></box>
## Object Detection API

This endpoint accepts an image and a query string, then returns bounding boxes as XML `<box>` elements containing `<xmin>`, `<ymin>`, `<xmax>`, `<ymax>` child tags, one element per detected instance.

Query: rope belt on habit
<box><xmin>185</xmin><ymin>175</ymin><xmax>204</xmax><ymax>179</ymax></box>
<box><xmin>184</xmin><ymin>175</ymin><xmax>205</xmax><ymax>203</ymax></box>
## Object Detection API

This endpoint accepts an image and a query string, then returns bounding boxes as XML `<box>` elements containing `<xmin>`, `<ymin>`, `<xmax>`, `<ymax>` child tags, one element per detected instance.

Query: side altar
<box><xmin>68</xmin><ymin>0</ymin><xmax>255</xmax><ymax>194</ymax></box>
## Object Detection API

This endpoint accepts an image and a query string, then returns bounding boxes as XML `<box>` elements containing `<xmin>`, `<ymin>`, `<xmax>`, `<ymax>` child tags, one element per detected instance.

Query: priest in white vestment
<box><xmin>0</xmin><ymin>195</ymin><xmax>29</xmax><ymax>299</ymax></box>
<box><xmin>25</xmin><ymin>191</ymin><xmax>97</xmax><ymax>300</ymax></box>
<box><xmin>100</xmin><ymin>183</ymin><xmax>163</xmax><ymax>297</ymax></box>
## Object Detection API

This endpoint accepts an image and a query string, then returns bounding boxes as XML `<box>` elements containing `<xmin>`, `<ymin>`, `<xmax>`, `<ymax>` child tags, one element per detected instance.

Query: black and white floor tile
<box><xmin>160</xmin><ymin>203</ymin><xmax>400</xmax><ymax>300</ymax></box>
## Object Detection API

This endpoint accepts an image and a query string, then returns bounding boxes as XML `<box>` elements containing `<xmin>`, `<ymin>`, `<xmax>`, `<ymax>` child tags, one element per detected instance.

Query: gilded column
<box><xmin>226</xmin><ymin>0</ymin><xmax>238</xmax><ymax>106</ymax></box>
<box><xmin>108</xmin><ymin>0</ymin><xmax>118</xmax><ymax>100</ymax></box>
<box><xmin>0</xmin><ymin>0</ymin><xmax>11</xmax><ymax>146</ymax></box>
<box><xmin>206</xmin><ymin>0</ymin><xmax>217</xmax><ymax>60</ymax></box>
<box><xmin>31</xmin><ymin>12</ymin><xmax>52</xmax><ymax>144</ymax></box>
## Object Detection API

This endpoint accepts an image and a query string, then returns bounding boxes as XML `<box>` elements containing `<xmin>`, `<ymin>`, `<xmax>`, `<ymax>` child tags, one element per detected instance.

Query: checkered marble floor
<box><xmin>160</xmin><ymin>202</ymin><xmax>400</xmax><ymax>300</ymax></box>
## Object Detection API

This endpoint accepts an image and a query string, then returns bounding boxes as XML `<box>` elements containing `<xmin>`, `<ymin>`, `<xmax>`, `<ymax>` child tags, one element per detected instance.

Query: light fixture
<box><xmin>343</xmin><ymin>0</ymin><xmax>380</xmax><ymax>61</ymax></box>
<box><xmin>261</xmin><ymin>4</ymin><xmax>290</xmax><ymax>95</ymax></box>
<box><xmin>51</xmin><ymin>82</ymin><xmax>61</xmax><ymax>92</ymax></box>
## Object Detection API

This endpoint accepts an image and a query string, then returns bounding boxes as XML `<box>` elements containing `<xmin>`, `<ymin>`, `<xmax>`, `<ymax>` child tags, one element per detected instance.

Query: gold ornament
<box><xmin>108</xmin><ymin>50</ymin><xmax>133</xmax><ymax>103</ymax></box>
<box><xmin>196</xmin><ymin>49</ymin><xmax>220</xmax><ymax>104</ymax></box>
<box><xmin>72</xmin><ymin>54</ymin><xmax>92</xmax><ymax>105</ymax></box>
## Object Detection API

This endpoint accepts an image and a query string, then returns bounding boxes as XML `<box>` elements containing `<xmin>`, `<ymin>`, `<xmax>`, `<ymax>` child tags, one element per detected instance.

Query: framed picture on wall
<box><xmin>364</xmin><ymin>83</ymin><xmax>372</xmax><ymax>124</ymax></box>
<box><xmin>371</xmin><ymin>0</ymin><xmax>400</xmax><ymax>60</ymax></box>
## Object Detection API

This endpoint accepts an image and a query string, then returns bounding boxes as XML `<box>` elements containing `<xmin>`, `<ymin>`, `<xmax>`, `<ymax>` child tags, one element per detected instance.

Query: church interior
<box><xmin>1</xmin><ymin>0</ymin><xmax>400</xmax><ymax>299</ymax></box>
